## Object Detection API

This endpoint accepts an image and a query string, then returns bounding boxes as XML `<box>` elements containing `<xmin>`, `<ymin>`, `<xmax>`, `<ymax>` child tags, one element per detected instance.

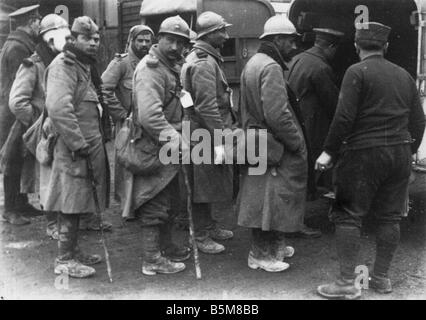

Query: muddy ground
<box><xmin>1</xmin><ymin>144</ymin><xmax>425</xmax><ymax>300</ymax></box>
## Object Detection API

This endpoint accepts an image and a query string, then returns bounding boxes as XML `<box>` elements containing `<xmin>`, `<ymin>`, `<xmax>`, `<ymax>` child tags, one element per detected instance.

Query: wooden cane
<box><xmin>121</xmin><ymin>171</ymin><xmax>134</xmax><ymax>220</ymax></box>
<box><xmin>86</xmin><ymin>157</ymin><xmax>113</xmax><ymax>283</ymax></box>
<box><xmin>181</xmin><ymin>164</ymin><xmax>202</xmax><ymax>280</ymax></box>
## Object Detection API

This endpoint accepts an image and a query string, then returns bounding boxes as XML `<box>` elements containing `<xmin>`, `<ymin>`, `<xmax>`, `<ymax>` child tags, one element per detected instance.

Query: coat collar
<box><xmin>6</xmin><ymin>29</ymin><xmax>36</xmax><ymax>53</ymax></box>
<box><xmin>193</xmin><ymin>40</ymin><xmax>224</xmax><ymax>63</ymax></box>
<box><xmin>361</xmin><ymin>53</ymin><xmax>384</xmax><ymax>61</ymax></box>
<box><xmin>304</xmin><ymin>45</ymin><xmax>329</xmax><ymax>63</ymax></box>
<box><xmin>150</xmin><ymin>44</ymin><xmax>183</xmax><ymax>75</ymax></box>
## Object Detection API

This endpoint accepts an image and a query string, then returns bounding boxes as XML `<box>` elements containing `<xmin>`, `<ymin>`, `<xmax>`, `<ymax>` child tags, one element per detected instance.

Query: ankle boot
<box><xmin>317</xmin><ymin>278</ymin><xmax>361</xmax><ymax>300</ymax></box>
<box><xmin>370</xmin><ymin>273</ymin><xmax>392</xmax><ymax>294</ymax></box>
<box><xmin>141</xmin><ymin>226</ymin><xmax>186</xmax><ymax>275</ymax></box>
<box><xmin>142</xmin><ymin>255</ymin><xmax>186</xmax><ymax>275</ymax></box>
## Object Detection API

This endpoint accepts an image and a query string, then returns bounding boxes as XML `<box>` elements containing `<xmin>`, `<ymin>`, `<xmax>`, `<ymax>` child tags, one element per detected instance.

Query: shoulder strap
<box><xmin>163</xmin><ymin>71</ymin><xmax>182</xmax><ymax>109</ymax></box>
<box><xmin>130</xmin><ymin>70</ymin><xmax>182</xmax><ymax>131</ymax></box>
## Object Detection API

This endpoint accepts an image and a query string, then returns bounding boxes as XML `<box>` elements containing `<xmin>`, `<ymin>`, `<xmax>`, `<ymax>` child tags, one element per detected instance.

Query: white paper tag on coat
<box><xmin>229</xmin><ymin>88</ymin><xmax>234</xmax><ymax>109</ymax></box>
<box><xmin>180</xmin><ymin>90</ymin><xmax>194</xmax><ymax>109</ymax></box>
<box><xmin>97</xmin><ymin>103</ymin><xmax>103</xmax><ymax>117</ymax></box>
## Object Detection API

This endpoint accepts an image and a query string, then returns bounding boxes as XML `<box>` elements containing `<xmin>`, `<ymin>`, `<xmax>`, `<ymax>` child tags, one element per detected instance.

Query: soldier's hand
<box><xmin>315</xmin><ymin>151</ymin><xmax>333</xmax><ymax>171</ymax></box>
<box><xmin>214</xmin><ymin>145</ymin><xmax>226</xmax><ymax>165</ymax></box>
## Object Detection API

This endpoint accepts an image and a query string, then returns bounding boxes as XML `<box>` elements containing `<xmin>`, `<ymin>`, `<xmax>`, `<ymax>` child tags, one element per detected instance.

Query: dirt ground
<box><xmin>1</xmin><ymin>144</ymin><xmax>426</xmax><ymax>300</ymax></box>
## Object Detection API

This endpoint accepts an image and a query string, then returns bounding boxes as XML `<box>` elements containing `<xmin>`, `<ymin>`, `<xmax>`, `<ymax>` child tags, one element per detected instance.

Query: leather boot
<box><xmin>369</xmin><ymin>274</ymin><xmax>392</xmax><ymax>294</ymax></box>
<box><xmin>141</xmin><ymin>226</ymin><xmax>186</xmax><ymax>275</ymax></box>
<box><xmin>55</xmin><ymin>213</ymin><xmax>96</xmax><ymax>278</ymax></box>
<box><xmin>317</xmin><ymin>278</ymin><xmax>361</xmax><ymax>300</ymax></box>
<box><xmin>317</xmin><ymin>224</ymin><xmax>362</xmax><ymax>300</ymax></box>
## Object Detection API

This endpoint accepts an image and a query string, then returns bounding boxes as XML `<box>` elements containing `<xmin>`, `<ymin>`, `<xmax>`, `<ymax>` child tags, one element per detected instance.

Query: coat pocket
<box><xmin>63</xmin><ymin>156</ymin><xmax>88</xmax><ymax>178</ymax></box>
<box><xmin>55</xmin><ymin>139</ymin><xmax>88</xmax><ymax>178</ymax></box>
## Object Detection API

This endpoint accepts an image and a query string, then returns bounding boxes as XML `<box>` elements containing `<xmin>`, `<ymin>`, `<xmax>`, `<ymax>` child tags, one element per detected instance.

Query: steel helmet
<box><xmin>158</xmin><ymin>15</ymin><xmax>190</xmax><ymax>40</ymax></box>
<box><xmin>189</xmin><ymin>30</ymin><xmax>197</xmax><ymax>44</ymax></box>
<box><xmin>259</xmin><ymin>15</ymin><xmax>299</xmax><ymax>39</ymax></box>
<box><xmin>39</xmin><ymin>14</ymin><xmax>68</xmax><ymax>35</ymax></box>
<box><xmin>196</xmin><ymin>11</ymin><xmax>232</xmax><ymax>39</ymax></box>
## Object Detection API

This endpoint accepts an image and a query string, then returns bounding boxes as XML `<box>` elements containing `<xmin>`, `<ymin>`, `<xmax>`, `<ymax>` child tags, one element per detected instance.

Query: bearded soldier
<box><xmin>0</xmin><ymin>5</ymin><xmax>41</xmax><ymax>225</ymax></box>
<box><xmin>101</xmin><ymin>24</ymin><xmax>154</xmax><ymax>221</ymax></box>
<box><xmin>132</xmin><ymin>16</ymin><xmax>191</xmax><ymax>275</ymax></box>
<box><xmin>181</xmin><ymin>11</ymin><xmax>235</xmax><ymax>255</ymax></box>
<box><xmin>44</xmin><ymin>16</ymin><xmax>109</xmax><ymax>278</ymax></box>
<box><xmin>9</xmin><ymin>14</ymin><xmax>71</xmax><ymax>238</ymax></box>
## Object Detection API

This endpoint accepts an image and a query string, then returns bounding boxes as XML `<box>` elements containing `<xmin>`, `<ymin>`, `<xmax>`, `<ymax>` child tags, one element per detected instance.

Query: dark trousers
<box><xmin>330</xmin><ymin>145</ymin><xmax>411</xmax><ymax>279</ymax></box>
<box><xmin>3</xmin><ymin>172</ymin><xmax>28</xmax><ymax>212</ymax></box>
<box><xmin>193</xmin><ymin>202</ymin><xmax>216</xmax><ymax>240</ymax></box>
<box><xmin>331</xmin><ymin>145</ymin><xmax>411</xmax><ymax>228</ymax></box>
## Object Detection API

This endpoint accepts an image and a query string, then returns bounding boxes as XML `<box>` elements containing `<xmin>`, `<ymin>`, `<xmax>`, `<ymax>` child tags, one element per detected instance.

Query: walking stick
<box><xmin>122</xmin><ymin>171</ymin><xmax>134</xmax><ymax>220</ymax></box>
<box><xmin>86</xmin><ymin>157</ymin><xmax>113</xmax><ymax>283</ymax></box>
<box><xmin>181</xmin><ymin>164</ymin><xmax>202</xmax><ymax>280</ymax></box>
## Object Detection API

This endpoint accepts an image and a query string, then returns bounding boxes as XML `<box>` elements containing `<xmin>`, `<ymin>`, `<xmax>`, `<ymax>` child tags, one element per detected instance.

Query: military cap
<box><xmin>71</xmin><ymin>16</ymin><xmax>99</xmax><ymax>36</ymax></box>
<box><xmin>9</xmin><ymin>4</ymin><xmax>41</xmax><ymax>19</ymax></box>
<box><xmin>313</xmin><ymin>28</ymin><xmax>344</xmax><ymax>44</ymax></box>
<box><xmin>355</xmin><ymin>22</ymin><xmax>391</xmax><ymax>45</ymax></box>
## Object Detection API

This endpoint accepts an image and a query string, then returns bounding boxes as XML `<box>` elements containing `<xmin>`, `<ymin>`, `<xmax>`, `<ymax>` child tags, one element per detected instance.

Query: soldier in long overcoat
<box><xmin>132</xmin><ymin>16</ymin><xmax>191</xmax><ymax>276</ymax></box>
<box><xmin>101</xmin><ymin>24</ymin><xmax>154</xmax><ymax>220</ymax></box>
<box><xmin>0</xmin><ymin>5</ymin><xmax>41</xmax><ymax>225</ymax></box>
<box><xmin>237</xmin><ymin>15</ymin><xmax>308</xmax><ymax>272</ymax></box>
<box><xmin>181</xmin><ymin>12</ymin><xmax>235</xmax><ymax>254</ymax></box>
<box><xmin>9</xmin><ymin>14</ymin><xmax>70</xmax><ymax>237</ymax></box>
<box><xmin>44</xmin><ymin>17</ymin><xmax>108</xmax><ymax>278</ymax></box>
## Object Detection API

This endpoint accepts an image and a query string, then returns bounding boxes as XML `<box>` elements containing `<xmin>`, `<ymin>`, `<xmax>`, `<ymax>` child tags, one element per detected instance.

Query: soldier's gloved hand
<box><xmin>75</xmin><ymin>144</ymin><xmax>90</xmax><ymax>158</ymax></box>
<box><xmin>214</xmin><ymin>145</ymin><xmax>226</xmax><ymax>165</ymax></box>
